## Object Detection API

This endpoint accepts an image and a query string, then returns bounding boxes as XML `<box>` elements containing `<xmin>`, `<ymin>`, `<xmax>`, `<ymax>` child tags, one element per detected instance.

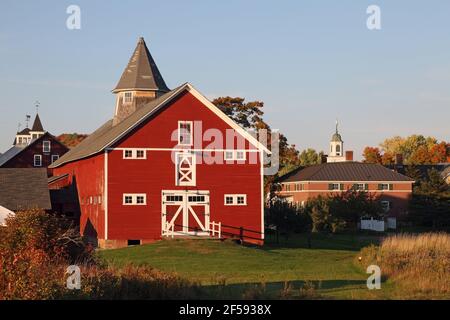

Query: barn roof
<box><xmin>113</xmin><ymin>37</ymin><xmax>169</xmax><ymax>93</ymax></box>
<box><xmin>278</xmin><ymin>162</ymin><xmax>414</xmax><ymax>182</ymax></box>
<box><xmin>0</xmin><ymin>168</ymin><xmax>51</xmax><ymax>211</ymax></box>
<box><xmin>0</xmin><ymin>145</ymin><xmax>26</xmax><ymax>166</ymax></box>
<box><xmin>50</xmin><ymin>83</ymin><xmax>270</xmax><ymax>168</ymax></box>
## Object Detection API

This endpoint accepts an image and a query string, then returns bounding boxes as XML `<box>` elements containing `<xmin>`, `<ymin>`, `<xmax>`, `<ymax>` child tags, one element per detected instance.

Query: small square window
<box><xmin>136</xmin><ymin>196</ymin><xmax>145</xmax><ymax>204</ymax></box>
<box><xmin>224</xmin><ymin>151</ymin><xmax>234</xmax><ymax>160</ymax></box>
<box><xmin>237</xmin><ymin>196</ymin><xmax>245</xmax><ymax>204</ymax></box>
<box><xmin>236</xmin><ymin>151</ymin><xmax>245</xmax><ymax>160</ymax></box>
<box><xmin>124</xmin><ymin>196</ymin><xmax>133</xmax><ymax>204</ymax></box>
<box><xmin>124</xmin><ymin>150</ymin><xmax>133</xmax><ymax>158</ymax></box>
<box><xmin>136</xmin><ymin>150</ymin><xmax>145</xmax><ymax>158</ymax></box>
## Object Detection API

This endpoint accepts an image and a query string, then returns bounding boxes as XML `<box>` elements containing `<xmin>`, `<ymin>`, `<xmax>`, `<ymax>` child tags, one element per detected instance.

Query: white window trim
<box><xmin>33</xmin><ymin>154</ymin><xmax>42</xmax><ymax>167</ymax></box>
<box><xmin>178</xmin><ymin>121</ymin><xmax>193</xmax><ymax>146</ymax></box>
<box><xmin>122</xmin><ymin>149</ymin><xmax>147</xmax><ymax>159</ymax></box>
<box><xmin>123</xmin><ymin>91</ymin><xmax>133</xmax><ymax>103</ymax></box>
<box><xmin>51</xmin><ymin>154</ymin><xmax>59</xmax><ymax>163</ymax></box>
<box><xmin>224</xmin><ymin>194</ymin><xmax>247</xmax><ymax>206</ymax></box>
<box><xmin>224</xmin><ymin>150</ymin><xmax>247</xmax><ymax>161</ymax></box>
<box><xmin>175</xmin><ymin>152</ymin><xmax>196</xmax><ymax>186</ymax></box>
<box><xmin>43</xmin><ymin>140</ymin><xmax>51</xmax><ymax>153</ymax></box>
<box><xmin>123</xmin><ymin>193</ymin><xmax>147</xmax><ymax>206</ymax></box>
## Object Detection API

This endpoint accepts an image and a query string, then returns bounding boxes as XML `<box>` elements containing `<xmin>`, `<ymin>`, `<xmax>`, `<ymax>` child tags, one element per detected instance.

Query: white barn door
<box><xmin>162</xmin><ymin>190</ymin><xmax>209</xmax><ymax>236</ymax></box>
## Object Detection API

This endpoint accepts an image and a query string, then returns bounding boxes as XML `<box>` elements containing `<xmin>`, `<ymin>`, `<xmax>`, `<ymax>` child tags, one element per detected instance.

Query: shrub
<box><xmin>0</xmin><ymin>210</ymin><xmax>203</xmax><ymax>300</ymax></box>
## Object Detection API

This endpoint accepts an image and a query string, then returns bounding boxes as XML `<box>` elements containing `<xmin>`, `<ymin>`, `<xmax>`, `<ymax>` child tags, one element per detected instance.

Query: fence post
<box><xmin>239</xmin><ymin>227</ymin><xmax>244</xmax><ymax>244</ymax></box>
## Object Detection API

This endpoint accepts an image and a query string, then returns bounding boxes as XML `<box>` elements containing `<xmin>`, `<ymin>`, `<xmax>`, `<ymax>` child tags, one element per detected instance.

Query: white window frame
<box><xmin>329</xmin><ymin>183</ymin><xmax>340</xmax><ymax>191</ymax></box>
<box><xmin>175</xmin><ymin>152</ymin><xmax>196</xmax><ymax>186</ymax></box>
<box><xmin>224</xmin><ymin>150</ymin><xmax>247</xmax><ymax>161</ymax></box>
<box><xmin>122</xmin><ymin>193</ymin><xmax>147</xmax><ymax>206</ymax></box>
<box><xmin>379</xmin><ymin>183</ymin><xmax>390</xmax><ymax>191</ymax></box>
<box><xmin>43</xmin><ymin>140</ymin><xmax>51</xmax><ymax>153</ymax></box>
<box><xmin>51</xmin><ymin>154</ymin><xmax>59</xmax><ymax>163</ymax></box>
<box><xmin>122</xmin><ymin>149</ymin><xmax>147</xmax><ymax>159</ymax></box>
<box><xmin>224</xmin><ymin>194</ymin><xmax>247</xmax><ymax>206</ymax></box>
<box><xmin>33</xmin><ymin>154</ymin><xmax>42</xmax><ymax>167</ymax></box>
<box><xmin>123</xmin><ymin>91</ymin><xmax>133</xmax><ymax>103</ymax></box>
<box><xmin>178</xmin><ymin>121</ymin><xmax>193</xmax><ymax>146</ymax></box>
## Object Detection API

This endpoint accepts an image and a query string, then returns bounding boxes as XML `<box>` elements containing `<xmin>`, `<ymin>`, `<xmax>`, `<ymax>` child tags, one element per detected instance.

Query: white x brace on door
<box><xmin>162</xmin><ymin>190</ymin><xmax>210</xmax><ymax>236</ymax></box>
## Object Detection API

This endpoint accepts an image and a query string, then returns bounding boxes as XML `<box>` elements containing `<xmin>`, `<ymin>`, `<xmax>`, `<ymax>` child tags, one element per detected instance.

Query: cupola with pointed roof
<box><xmin>14</xmin><ymin>113</ymin><xmax>45</xmax><ymax>145</ymax></box>
<box><xmin>327</xmin><ymin>120</ymin><xmax>346</xmax><ymax>162</ymax></box>
<box><xmin>113</xmin><ymin>37</ymin><xmax>170</xmax><ymax>125</ymax></box>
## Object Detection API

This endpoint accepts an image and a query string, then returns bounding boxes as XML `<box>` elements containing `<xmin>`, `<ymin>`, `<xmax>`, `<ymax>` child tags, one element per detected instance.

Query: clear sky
<box><xmin>1</xmin><ymin>1</ymin><xmax>449</xmax><ymax>159</ymax></box>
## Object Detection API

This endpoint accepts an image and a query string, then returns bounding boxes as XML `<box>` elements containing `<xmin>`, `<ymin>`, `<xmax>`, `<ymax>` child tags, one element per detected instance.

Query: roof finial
<box><xmin>335</xmin><ymin>118</ymin><xmax>339</xmax><ymax>134</ymax></box>
<box><xmin>25</xmin><ymin>115</ymin><xmax>31</xmax><ymax>128</ymax></box>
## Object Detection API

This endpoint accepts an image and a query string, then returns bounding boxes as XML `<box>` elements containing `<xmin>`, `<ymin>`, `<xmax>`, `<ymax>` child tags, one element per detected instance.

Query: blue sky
<box><xmin>1</xmin><ymin>1</ymin><xmax>449</xmax><ymax>159</ymax></box>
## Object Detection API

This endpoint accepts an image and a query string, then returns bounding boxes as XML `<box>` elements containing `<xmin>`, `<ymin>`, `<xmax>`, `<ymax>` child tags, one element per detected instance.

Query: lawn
<box><xmin>99</xmin><ymin>233</ymin><xmax>401</xmax><ymax>299</ymax></box>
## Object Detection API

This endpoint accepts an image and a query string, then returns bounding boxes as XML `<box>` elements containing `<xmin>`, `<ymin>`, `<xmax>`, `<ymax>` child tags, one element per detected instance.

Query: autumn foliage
<box><xmin>57</xmin><ymin>133</ymin><xmax>88</xmax><ymax>148</ymax></box>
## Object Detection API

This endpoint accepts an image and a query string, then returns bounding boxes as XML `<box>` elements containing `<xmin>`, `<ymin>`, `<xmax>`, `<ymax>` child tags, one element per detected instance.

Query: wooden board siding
<box><xmin>53</xmin><ymin>153</ymin><xmax>105</xmax><ymax>243</ymax></box>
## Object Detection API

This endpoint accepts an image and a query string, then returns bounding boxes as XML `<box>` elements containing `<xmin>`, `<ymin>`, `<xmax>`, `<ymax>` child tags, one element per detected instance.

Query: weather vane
<box><xmin>35</xmin><ymin>100</ymin><xmax>40</xmax><ymax>114</ymax></box>
<box><xmin>25</xmin><ymin>115</ymin><xmax>31</xmax><ymax>128</ymax></box>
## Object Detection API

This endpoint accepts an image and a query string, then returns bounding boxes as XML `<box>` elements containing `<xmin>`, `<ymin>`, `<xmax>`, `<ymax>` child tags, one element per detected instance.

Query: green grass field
<box><xmin>99</xmin><ymin>233</ymin><xmax>404</xmax><ymax>299</ymax></box>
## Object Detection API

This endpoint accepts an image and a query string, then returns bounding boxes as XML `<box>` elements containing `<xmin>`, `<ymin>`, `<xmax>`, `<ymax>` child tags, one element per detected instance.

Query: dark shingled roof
<box><xmin>0</xmin><ymin>168</ymin><xmax>51</xmax><ymax>210</ymax></box>
<box><xmin>113</xmin><ymin>37</ymin><xmax>169</xmax><ymax>93</ymax></box>
<box><xmin>278</xmin><ymin>162</ymin><xmax>414</xmax><ymax>182</ymax></box>
<box><xmin>50</xmin><ymin>84</ymin><xmax>187</xmax><ymax>168</ymax></box>
<box><xmin>32</xmin><ymin>114</ymin><xmax>44</xmax><ymax>131</ymax></box>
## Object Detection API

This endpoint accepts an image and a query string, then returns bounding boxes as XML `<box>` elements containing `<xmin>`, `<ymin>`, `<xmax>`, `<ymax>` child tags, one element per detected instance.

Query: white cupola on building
<box><xmin>327</xmin><ymin>120</ymin><xmax>347</xmax><ymax>163</ymax></box>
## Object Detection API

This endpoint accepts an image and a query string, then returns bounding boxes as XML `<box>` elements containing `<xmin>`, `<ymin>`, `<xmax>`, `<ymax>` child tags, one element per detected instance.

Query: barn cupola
<box><xmin>14</xmin><ymin>112</ymin><xmax>45</xmax><ymax>146</ymax></box>
<box><xmin>112</xmin><ymin>37</ymin><xmax>170</xmax><ymax>125</ymax></box>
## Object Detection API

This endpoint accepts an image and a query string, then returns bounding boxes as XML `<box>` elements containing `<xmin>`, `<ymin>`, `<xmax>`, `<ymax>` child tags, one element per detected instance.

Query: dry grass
<box><xmin>360</xmin><ymin>233</ymin><xmax>450</xmax><ymax>298</ymax></box>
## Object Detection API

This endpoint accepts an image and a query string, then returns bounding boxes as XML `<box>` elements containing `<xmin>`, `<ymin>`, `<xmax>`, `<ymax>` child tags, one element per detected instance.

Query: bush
<box><xmin>0</xmin><ymin>210</ymin><xmax>203</xmax><ymax>300</ymax></box>
<box><xmin>265</xmin><ymin>200</ymin><xmax>312</xmax><ymax>235</ymax></box>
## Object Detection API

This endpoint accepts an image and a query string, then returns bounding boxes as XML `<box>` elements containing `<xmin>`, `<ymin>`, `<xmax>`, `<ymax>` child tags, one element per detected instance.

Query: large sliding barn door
<box><xmin>162</xmin><ymin>191</ymin><xmax>210</xmax><ymax>236</ymax></box>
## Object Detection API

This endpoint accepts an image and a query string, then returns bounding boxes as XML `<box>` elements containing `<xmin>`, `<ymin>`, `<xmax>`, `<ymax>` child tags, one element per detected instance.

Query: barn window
<box><xmin>224</xmin><ymin>150</ymin><xmax>246</xmax><ymax>161</ymax></box>
<box><xmin>123</xmin><ymin>150</ymin><xmax>133</xmax><ymax>158</ymax></box>
<box><xmin>43</xmin><ymin>141</ymin><xmax>51</xmax><ymax>153</ymax></box>
<box><xmin>178</xmin><ymin>121</ymin><xmax>193</xmax><ymax>146</ymax></box>
<box><xmin>123</xmin><ymin>149</ymin><xmax>146</xmax><ymax>159</ymax></box>
<box><xmin>123</xmin><ymin>194</ymin><xmax>146</xmax><ymax>205</ymax></box>
<box><xmin>33</xmin><ymin>155</ymin><xmax>42</xmax><ymax>167</ymax></box>
<box><xmin>123</xmin><ymin>91</ymin><xmax>133</xmax><ymax>103</ymax></box>
<box><xmin>136</xmin><ymin>150</ymin><xmax>145</xmax><ymax>158</ymax></box>
<box><xmin>224</xmin><ymin>194</ymin><xmax>247</xmax><ymax>206</ymax></box>
<box><xmin>176</xmin><ymin>152</ymin><xmax>196</xmax><ymax>186</ymax></box>
<box><xmin>51</xmin><ymin>154</ymin><xmax>59</xmax><ymax>163</ymax></box>
<box><xmin>236</xmin><ymin>151</ymin><xmax>246</xmax><ymax>161</ymax></box>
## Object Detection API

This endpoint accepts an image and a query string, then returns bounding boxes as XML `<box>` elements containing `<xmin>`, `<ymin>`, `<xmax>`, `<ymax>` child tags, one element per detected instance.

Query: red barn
<box><xmin>50</xmin><ymin>37</ymin><xmax>268</xmax><ymax>248</ymax></box>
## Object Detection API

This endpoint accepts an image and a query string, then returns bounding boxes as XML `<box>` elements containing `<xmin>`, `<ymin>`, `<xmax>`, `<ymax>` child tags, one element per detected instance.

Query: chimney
<box><xmin>395</xmin><ymin>154</ymin><xmax>403</xmax><ymax>166</ymax></box>
<box><xmin>345</xmin><ymin>150</ymin><xmax>353</xmax><ymax>161</ymax></box>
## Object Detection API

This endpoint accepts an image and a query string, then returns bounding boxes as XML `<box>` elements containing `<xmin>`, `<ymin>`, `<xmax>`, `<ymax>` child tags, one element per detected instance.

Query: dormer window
<box><xmin>43</xmin><ymin>141</ymin><xmax>51</xmax><ymax>153</ymax></box>
<box><xmin>124</xmin><ymin>92</ymin><xmax>133</xmax><ymax>103</ymax></box>
<box><xmin>178</xmin><ymin>121</ymin><xmax>193</xmax><ymax>146</ymax></box>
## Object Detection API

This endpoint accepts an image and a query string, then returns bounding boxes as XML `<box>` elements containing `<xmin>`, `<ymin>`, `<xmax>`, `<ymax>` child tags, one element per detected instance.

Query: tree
<box><xmin>57</xmin><ymin>133</ymin><xmax>88</xmax><ymax>148</ymax></box>
<box><xmin>362</xmin><ymin>147</ymin><xmax>382</xmax><ymax>164</ymax></box>
<box><xmin>299</xmin><ymin>148</ymin><xmax>323</xmax><ymax>166</ymax></box>
<box><xmin>212</xmin><ymin>97</ymin><xmax>268</xmax><ymax>130</ymax></box>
